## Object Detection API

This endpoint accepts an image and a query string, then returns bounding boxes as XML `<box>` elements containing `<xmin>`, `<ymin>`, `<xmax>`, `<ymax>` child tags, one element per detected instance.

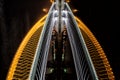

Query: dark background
<box><xmin>0</xmin><ymin>0</ymin><xmax>119</xmax><ymax>80</ymax></box>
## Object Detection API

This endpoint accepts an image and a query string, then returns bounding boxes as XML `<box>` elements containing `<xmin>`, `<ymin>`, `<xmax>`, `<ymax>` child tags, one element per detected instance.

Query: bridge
<box><xmin>6</xmin><ymin>0</ymin><xmax>114</xmax><ymax>80</ymax></box>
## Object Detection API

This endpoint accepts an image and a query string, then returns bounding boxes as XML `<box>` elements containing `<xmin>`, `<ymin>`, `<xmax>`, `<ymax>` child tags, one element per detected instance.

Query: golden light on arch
<box><xmin>6</xmin><ymin>14</ymin><xmax>114</xmax><ymax>80</ymax></box>
<box><xmin>50</xmin><ymin>0</ymin><xmax>54</xmax><ymax>3</ymax></box>
<box><xmin>6</xmin><ymin>15</ymin><xmax>47</xmax><ymax>80</ymax></box>
<box><xmin>66</xmin><ymin>0</ymin><xmax>70</xmax><ymax>3</ymax></box>
<box><xmin>75</xmin><ymin>16</ymin><xmax>115</xmax><ymax>79</ymax></box>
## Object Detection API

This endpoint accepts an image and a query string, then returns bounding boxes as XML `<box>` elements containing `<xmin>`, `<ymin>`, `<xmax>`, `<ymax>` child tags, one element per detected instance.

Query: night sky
<box><xmin>0</xmin><ymin>0</ymin><xmax>119</xmax><ymax>80</ymax></box>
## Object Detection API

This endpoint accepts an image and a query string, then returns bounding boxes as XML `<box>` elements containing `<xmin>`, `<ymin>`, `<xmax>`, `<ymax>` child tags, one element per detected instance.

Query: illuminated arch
<box><xmin>6</xmin><ymin>15</ymin><xmax>47</xmax><ymax>80</ymax></box>
<box><xmin>75</xmin><ymin>17</ymin><xmax>114</xmax><ymax>79</ymax></box>
<box><xmin>6</xmin><ymin>15</ymin><xmax>114</xmax><ymax>80</ymax></box>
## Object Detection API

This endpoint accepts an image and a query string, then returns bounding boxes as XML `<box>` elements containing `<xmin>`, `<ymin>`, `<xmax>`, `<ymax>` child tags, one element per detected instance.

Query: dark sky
<box><xmin>0</xmin><ymin>0</ymin><xmax>119</xmax><ymax>80</ymax></box>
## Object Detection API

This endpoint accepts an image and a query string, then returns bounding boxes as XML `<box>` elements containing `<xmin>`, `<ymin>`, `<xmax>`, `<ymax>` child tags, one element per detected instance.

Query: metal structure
<box><xmin>6</xmin><ymin>0</ymin><xmax>115</xmax><ymax>80</ymax></box>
